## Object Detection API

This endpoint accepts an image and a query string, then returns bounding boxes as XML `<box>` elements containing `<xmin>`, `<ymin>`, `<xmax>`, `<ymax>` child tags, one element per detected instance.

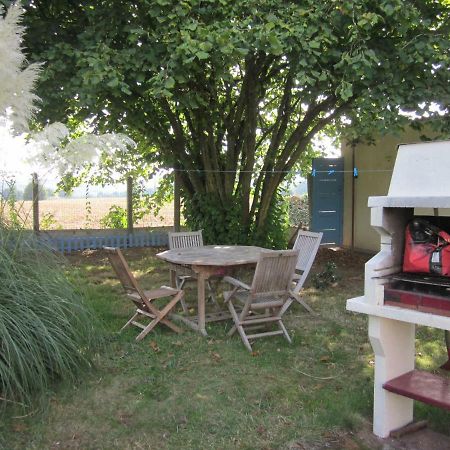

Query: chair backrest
<box><xmin>292</xmin><ymin>230</ymin><xmax>323</xmax><ymax>292</ymax></box>
<box><xmin>104</xmin><ymin>247</ymin><xmax>147</xmax><ymax>304</ymax></box>
<box><xmin>251</xmin><ymin>250</ymin><xmax>299</xmax><ymax>297</ymax></box>
<box><xmin>168</xmin><ymin>230</ymin><xmax>203</xmax><ymax>249</ymax></box>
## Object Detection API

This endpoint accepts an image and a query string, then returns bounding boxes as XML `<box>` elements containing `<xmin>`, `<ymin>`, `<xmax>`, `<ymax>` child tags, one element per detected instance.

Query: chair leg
<box><xmin>294</xmin><ymin>296</ymin><xmax>315</xmax><ymax>314</ymax></box>
<box><xmin>135</xmin><ymin>292</ymin><xmax>184</xmax><ymax>340</ymax></box>
<box><xmin>227</xmin><ymin>301</ymin><xmax>250</xmax><ymax>337</ymax></box>
<box><xmin>177</xmin><ymin>278</ymin><xmax>189</xmax><ymax>314</ymax></box>
<box><xmin>176</xmin><ymin>275</ymin><xmax>218</xmax><ymax>313</ymax></box>
<box><xmin>227</xmin><ymin>301</ymin><xmax>253</xmax><ymax>352</ymax></box>
<box><xmin>121</xmin><ymin>311</ymin><xmax>140</xmax><ymax>331</ymax></box>
<box><xmin>277</xmin><ymin>319</ymin><xmax>292</xmax><ymax>344</ymax></box>
<box><xmin>206</xmin><ymin>280</ymin><xmax>220</xmax><ymax>309</ymax></box>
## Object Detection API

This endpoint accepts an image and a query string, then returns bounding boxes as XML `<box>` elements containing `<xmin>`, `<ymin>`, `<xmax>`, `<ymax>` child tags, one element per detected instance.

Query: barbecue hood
<box><xmin>368</xmin><ymin>140</ymin><xmax>450</xmax><ymax>209</ymax></box>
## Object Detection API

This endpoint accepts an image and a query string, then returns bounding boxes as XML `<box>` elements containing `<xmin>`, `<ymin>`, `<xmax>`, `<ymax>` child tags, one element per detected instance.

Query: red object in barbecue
<box><xmin>403</xmin><ymin>219</ymin><xmax>450</xmax><ymax>276</ymax></box>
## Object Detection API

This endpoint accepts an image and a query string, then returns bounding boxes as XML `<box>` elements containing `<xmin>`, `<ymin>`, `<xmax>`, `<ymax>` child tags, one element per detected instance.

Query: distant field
<box><xmin>13</xmin><ymin>197</ymin><xmax>174</xmax><ymax>230</ymax></box>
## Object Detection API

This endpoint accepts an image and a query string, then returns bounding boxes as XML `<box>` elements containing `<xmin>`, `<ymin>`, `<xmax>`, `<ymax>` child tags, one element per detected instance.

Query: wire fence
<box><xmin>1</xmin><ymin>172</ymin><xmax>174</xmax><ymax>231</ymax></box>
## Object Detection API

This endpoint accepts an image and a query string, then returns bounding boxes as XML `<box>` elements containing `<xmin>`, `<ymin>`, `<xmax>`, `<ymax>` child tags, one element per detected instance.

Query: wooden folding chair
<box><xmin>290</xmin><ymin>230</ymin><xmax>323</xmax><ymax>313</ymax></box>
<box><xmin>104</xmin><ymin>247</ymin><xmax>183</xmax><ymax>341</ymax></box>
<box><xmin>168</xmin><ymin>230</ymin><xmax>218</xmax><ymax>312</ymax></box>
<box><xmin>223</xmin><ymin>249</ymin><xmax>299</xmax><ymax>352</ymax></box>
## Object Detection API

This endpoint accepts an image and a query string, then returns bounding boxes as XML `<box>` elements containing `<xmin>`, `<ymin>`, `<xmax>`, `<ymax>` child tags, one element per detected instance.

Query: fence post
<box><xmin>174</xmin><ymin>168</ymin><xmax>181</xmax><ymax>232</ymax></box>
<box><xmin>32</xmin><ymin>172</ymin><xmax>39</xmax><ymax>233</ymax></box>
<box><xmin>127</xmin><ymin>176</ymin><xmax>133</xmax><ymax>235</ymax></box>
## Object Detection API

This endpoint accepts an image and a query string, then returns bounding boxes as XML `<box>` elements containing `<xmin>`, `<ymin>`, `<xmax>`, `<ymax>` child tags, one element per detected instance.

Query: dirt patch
<box><xmin>356</xmin><ymin>425</ymin><xmax>450</xmax><ymax>450</ymax></box>
<box><xmin>314</xmin><ymin>247</ymin><xmax>372</xmax><ymax>271</ymax></box>
<box><xmin>289</xmin><ymin>422</ymin><xmax>450</xmax><ymax>450</ymax></box>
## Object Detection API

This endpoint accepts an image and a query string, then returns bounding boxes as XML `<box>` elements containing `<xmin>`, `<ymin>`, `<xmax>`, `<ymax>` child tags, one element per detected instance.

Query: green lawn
<box><xmin>1</xmin><ymin>248</ymin><xmax>449</xmax><ymax>449</ymax></box>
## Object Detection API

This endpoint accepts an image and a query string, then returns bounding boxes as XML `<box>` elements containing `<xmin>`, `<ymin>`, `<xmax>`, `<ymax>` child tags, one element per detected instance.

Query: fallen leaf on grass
<box><xmin>176</xmin><ymin>415</ymin><xmax>188</xmax><ymax>428</ymax></box>
<box><xmin>195</xmin><ymin>393</ymin><xmax>208</xmax><ymax>399</ymax></box>
<box><xmin>173</xmin><ymin>340</ymin><xmax>183</xmax><ymax>347</ymax></box>
<box><xmin>257</xmin><ymin>426</ymin><xmax>267</xmax><ymax>435</ymax></box>
<box><xmin>251</xmin><ymin>351</ymin><xmax>261</xmax><ymax>357</ymax></box>
<box><xmin>149</xmin><ymin>341</ymin><xmax>160</xmax><ymax>353</ymax></box>
<box><xmin>289</xmin><ymin>443</ymin><xmax>306</xmax><ymax>450</ymax></box>
<box><xmin>211</xmin><ymin>352</ymin><xmax>222</xmax><ymax>362</ymax></box>
<box><xmin>118</xmin><ymin>412</ymin><xmax>133</xmax><ymax>426</ymax></box>
<box><xmin>341</xmin><ymin>436</ymin><xmax>360</xmax><ymax>449</ymax></box>
<box><xmin>319</xmin><ymin>355</ymin><xmax>330</xmax><ymax>362</ymax></box>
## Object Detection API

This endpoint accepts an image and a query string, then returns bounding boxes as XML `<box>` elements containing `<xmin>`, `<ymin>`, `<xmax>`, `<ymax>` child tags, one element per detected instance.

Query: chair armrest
<box><xmin>223</xmin><ymin>276</ymin><xmax>251</xmax><ymax>291</ymax></box>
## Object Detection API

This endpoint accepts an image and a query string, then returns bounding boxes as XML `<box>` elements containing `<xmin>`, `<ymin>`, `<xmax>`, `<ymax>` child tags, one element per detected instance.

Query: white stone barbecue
<box><xmin>347</xmin><ymin>140</ymin><xmax>450</xmax><ymax>438</ymax></box>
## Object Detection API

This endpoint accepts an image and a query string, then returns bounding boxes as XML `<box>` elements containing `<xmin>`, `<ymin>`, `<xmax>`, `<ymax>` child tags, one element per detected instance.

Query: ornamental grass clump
<box><xmin>0</xmin><ymin>225</ymin><xmax>98</xmax><ymax>407</ymax></box>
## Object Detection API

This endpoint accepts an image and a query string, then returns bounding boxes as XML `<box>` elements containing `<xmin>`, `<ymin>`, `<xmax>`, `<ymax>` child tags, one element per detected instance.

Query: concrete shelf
<box><xmin>346</xmin><ymin>296</ymin><xmax>450</xmax><ymax>331</ymax></box>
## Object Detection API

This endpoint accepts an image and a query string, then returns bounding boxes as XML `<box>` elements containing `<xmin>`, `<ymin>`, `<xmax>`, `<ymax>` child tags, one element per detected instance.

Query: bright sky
<box><xmin>0</xmin><ymin>125</ymin><xmax>37</xmax><ymax>186</ymax></box>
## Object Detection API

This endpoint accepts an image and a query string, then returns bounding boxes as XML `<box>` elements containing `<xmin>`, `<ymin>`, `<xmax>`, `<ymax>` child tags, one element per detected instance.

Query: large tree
<box><xmin>16</xmin><ymin>0</ymin><xmax>450</xmax><ymax>245</ymax></box>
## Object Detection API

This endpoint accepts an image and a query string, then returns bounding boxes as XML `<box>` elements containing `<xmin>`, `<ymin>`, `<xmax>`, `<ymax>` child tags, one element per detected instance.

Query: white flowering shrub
<box><xmin>29</xmin><ymin>122</ymin><xmax>136</xmax><ymax>178</ymax></box>
<box><xmin>0</xmin><ymin>3</ymin><xmax>137</xmax><ymax>190</ymax></box>
<box><xmin>0</xmin><ymin>3</ymin><xmax>41</xmax><ymax>133</ymax></box>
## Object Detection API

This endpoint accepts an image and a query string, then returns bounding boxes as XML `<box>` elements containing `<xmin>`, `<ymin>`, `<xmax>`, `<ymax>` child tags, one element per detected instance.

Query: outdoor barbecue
<box><xmin>347</xmin><ymin>140</ymin><xmax>450</xmax><ymax>438</ymax></box>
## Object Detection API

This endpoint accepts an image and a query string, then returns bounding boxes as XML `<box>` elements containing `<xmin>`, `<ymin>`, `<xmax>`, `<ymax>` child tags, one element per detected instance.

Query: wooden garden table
<box><xmin>156</xmin><ymin>245</ymin><xmax>265</xmax><ymax>336</ymax></box>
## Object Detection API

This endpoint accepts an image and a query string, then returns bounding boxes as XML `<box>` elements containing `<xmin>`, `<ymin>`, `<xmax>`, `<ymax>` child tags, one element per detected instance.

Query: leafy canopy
<box><xmin>20</xmin><ymin>0</ymin><xmax>450</xmax><ymax>245</ymax></box>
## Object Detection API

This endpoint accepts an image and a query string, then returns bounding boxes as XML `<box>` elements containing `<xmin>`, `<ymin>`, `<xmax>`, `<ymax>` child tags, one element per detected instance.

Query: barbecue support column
<box><xmin>369</xmin><ymin>316</ymin><xmax>415</xmax><ymax>437</ymax></box>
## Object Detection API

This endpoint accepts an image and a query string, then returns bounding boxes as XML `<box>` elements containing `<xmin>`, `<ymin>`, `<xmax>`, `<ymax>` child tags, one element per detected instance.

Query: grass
<box><xmin>1</xmin><ymin>247</ymin><xmax>449</xmax><ymax>449</ymax></box>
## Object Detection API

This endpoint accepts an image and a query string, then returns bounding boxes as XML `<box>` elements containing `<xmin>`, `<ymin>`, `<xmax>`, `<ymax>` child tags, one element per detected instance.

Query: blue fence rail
<box><xmin>41</xmin><ymin>231</ymin><xmax>169</xmax><ymax>254</ymax></box>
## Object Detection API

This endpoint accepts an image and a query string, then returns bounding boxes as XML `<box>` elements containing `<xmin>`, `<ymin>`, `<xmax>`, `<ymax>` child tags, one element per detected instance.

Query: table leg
<box><xmin>197</xmin><ymin>271</ymin><xmax>207</xmax><ymax>336</ymax></box>
<box><xmin>170</xmin><ymin>268</ymin><xmax>177</xmax><ymax>288</ymax></box>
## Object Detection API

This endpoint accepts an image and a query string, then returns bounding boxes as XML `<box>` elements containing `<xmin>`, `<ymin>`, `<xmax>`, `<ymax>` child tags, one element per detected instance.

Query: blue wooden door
<box><xmin>310</xmin><ymin>157</ymin><xmax>344</xmax><ymax>245</ymax></box>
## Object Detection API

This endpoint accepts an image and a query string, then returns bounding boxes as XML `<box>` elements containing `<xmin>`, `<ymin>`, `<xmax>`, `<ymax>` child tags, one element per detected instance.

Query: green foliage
<box><xmin>0</xmin><ymin>231</ymin><xmax>98</xmax><ymax>408</ymax></box>
<box><xmin>0</xmin><ymin>180</ymin><xmax>98</xmax><ymax>407</ymax></box>
<box><xmin>40</xmin><ymin>212</ymin><xmax>61</xmax><ymax>230</ymax></box>
<box><xmin>251</xmin><ymin>189</ymin><xmax>290</xmax><ymax>249</ymax></box>
<box><xmin>312</xmin><ymin>262</ymin><xmax>339</xmax><ymax>290</ymax></box>
<box><xmin>1</xmin><ymin>179</ymin><xmax>23</xmax><ymax>229</ymax></box>
<box><xmin>288</xmin><ymin>195</ymin><xmax>309</xmax><ymax>228</ymax></box>
<box><xmin>183</xmin><ymin>192</ymin><xmax>247</xmax><ymax>245</ymax></box>
<box><xmin>100</xmin><ymin>205</ymin><xmax>127</xmax><ymax>229</ymax></box>
<box><xmin>21</xmin><ymin>0</ymin><xmax>450</xmax><ymax>242</ymax></box>
<box><xmin>183</xmin><ymin>187</ymin><xmax>289</xmax><ymax>248</ymax></box>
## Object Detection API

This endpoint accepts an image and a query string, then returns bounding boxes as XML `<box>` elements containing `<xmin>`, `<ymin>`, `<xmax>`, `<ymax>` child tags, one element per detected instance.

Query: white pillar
<box><xmin>368</xmin><ymin>316</ymin><xmax>415</xmax><ymax>437</ymax></box>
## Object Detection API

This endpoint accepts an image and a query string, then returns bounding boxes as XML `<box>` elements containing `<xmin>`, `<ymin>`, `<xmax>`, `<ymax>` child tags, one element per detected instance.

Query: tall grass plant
<box><xmin>0</xmin><ymin>180</ymin><xmax>98</xmax><ymax>408</ymax></box>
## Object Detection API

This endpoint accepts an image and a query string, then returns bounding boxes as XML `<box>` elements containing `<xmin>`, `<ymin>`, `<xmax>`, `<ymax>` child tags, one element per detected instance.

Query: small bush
<box><xmin>312</xmin><ymin>262</ymin><xmax>339</xmax><ymax>289</ymax></box>
<box><xmin>100</xmin><ymin>205</ymin><xmax>128</xmax><ymax>229</ymax></box>
<box><xmin>288</xmin><ymin>195</ymin><xmax>309</xmax><ymax>228</ymax></box>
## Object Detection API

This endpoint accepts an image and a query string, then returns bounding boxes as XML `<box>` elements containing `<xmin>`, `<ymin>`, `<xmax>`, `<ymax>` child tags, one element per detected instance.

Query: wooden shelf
<box><xmin>383</xmin><ymin>370</ymin><xmax>450</xmax><ymax>411</ymax></box>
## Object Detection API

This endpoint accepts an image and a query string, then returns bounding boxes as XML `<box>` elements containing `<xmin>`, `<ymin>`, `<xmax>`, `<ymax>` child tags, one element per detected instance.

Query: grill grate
<box><xmin>376</xmin><ymin>272</ymin><xmax>450</xmax><ymax>289</ymax></box>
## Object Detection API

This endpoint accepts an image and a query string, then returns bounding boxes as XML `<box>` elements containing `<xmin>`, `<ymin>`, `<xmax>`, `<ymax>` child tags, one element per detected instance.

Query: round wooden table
<box><xmin>156</xmin><ymin>245</ymin><xmax>265</xmax><ymax>335</ymax></box>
